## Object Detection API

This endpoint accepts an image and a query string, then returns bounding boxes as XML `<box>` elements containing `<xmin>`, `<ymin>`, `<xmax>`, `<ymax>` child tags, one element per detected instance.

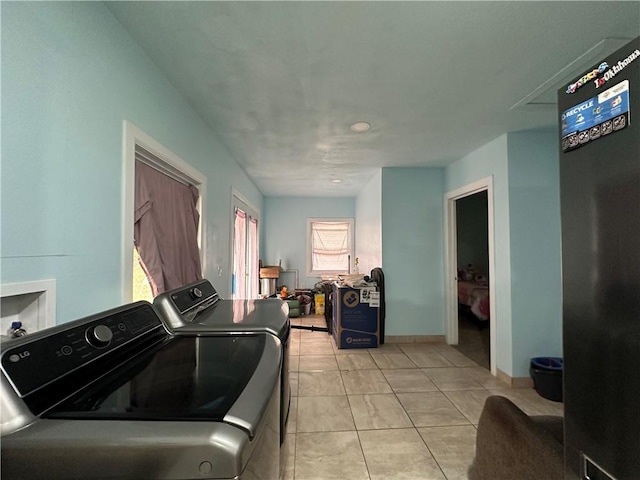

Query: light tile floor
<box><xmin>283</xmin><ymin>315</ymin><xmax>563</xmax><ymax>480</ymax></box>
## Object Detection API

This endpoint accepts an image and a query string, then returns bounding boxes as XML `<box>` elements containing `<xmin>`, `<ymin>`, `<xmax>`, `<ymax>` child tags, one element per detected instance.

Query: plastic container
<box><xmin>286</xmin><ymin>299</ymin><xmax>300</xmax><ymax>318</ymax></box>
<box><xmin>530</xmin><ymin>357</ymin><xmax>563</xmax><ymax>402</ymax></box>
<box><xmin>314</xmin><ymin>294</ymin><xmax>325</xmax><ymax>315</ymax></box>
<box><xmin>8</xmin><ymin>321</ymin><xmax>27</xmax><ymax>338</ymax></box>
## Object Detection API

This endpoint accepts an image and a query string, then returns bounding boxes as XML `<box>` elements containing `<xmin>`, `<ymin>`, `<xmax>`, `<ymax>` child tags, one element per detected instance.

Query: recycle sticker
<box><xmin>561</xmin><ymin>80</ymin><xmax>630</xmax><ymax>153</ymax></box>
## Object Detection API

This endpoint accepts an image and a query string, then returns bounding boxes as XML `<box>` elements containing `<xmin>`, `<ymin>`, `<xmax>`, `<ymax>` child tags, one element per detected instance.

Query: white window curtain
<box><xmin>249</xmin><ymin>215</ymin><xmax>259</xmax><ymax>298</ymax></box>
<box><xmin>311</xmin><ymin>221</ymin><xmax>351</xmax><ymax>272</ymax></box>
<box><xmin>233</xmin><ymin>207</ymin><xmax>247</xmax><ymax>299</ymax></box>
<box><xmin>232</xmin><ymin>201</ymin><xmax>260</xmax><ymax>300</ymax></box>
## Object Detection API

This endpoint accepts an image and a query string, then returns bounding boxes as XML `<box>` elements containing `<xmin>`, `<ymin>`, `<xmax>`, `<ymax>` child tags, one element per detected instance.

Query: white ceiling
<box><xmin>106</xmin><ymin>1</ymin><xmax>640</xmax><ymax>197</ymax></box>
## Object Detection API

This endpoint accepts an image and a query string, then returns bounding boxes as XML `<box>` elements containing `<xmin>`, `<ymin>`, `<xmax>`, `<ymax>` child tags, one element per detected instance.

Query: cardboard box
<box><xmin>332</xmin><ymin>284</ymin><xmax>379</xmax><ymax>349</ymax></box>
<box><xmin>259</xmin><ymin>266</ymin><xmax>280</xmax><ymax>279</ymax></box>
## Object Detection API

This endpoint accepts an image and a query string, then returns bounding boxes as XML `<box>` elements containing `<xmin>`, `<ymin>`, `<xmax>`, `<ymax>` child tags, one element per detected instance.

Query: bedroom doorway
<box><xmin>444</xmin><ymin>177</ymin><xmax>496</xmax><ymax>375</ymax></box>
<box><xmin>455</xmin><ymin>191</ymin><xmax>490</xmax><ymax>369</ymax></box>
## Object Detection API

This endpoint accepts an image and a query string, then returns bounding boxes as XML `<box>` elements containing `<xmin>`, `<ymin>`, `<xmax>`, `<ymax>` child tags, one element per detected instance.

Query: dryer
<box><xmin>153</xmin><ymin>279</ymin><xmax>291</xmax><ymax>445</ymax></box>
<box><xmin>0</xmin><ymin>302</ymin><xmax>281</xmax><ymax>480</ymax></box>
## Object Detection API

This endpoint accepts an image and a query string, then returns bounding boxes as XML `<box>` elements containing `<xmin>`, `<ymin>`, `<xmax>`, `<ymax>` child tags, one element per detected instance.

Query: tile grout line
<box><xmin>411</xmin><ymin>347</ymin><xmax>488</xmax><ymax>479</ymax></box>
<box><xmin>290</xmin><ymin>315</ymin><xmax>489</xmax><ymax>479</ymax></box>
<box><xmin>291</xmin><ymin>428</ymin><xmax>297</xmax><ymax>480</ymax></box>
<box><xmin>383</xmin><ymin>346</ymin><xmax>480</xmax><ymax>480</ymax></box>
<box><xmin>347</xmin><ymin>389</ymin><xmax>373</xmax><ymax>480</ymax></box>
<box><xmin>382</xmin><ymin>355</ymin><xmax>452</xmax><ymax>480</ymax></box>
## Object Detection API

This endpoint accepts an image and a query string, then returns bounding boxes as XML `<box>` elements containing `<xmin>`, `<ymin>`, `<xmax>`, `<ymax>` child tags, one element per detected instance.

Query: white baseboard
<box><xmin>497</xmin><ymin>368</ymin><xmax>534</xmax><ymax>388</ymax></box>
<box><xmin>384</xmin><ymin>335</ymin><xmax>446</xmax><ymax>344</ymax></box>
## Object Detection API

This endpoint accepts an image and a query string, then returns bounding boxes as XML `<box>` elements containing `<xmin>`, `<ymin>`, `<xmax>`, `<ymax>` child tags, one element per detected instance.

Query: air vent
<box><xmin>511</xmin><ymin>38</ymin><xmax>632</xmax><ymax>109</ymax></box>
<box><xmin>583</xmin><ymin>454</ymin><xmax>617</xmax><ymax>480</ymax></box>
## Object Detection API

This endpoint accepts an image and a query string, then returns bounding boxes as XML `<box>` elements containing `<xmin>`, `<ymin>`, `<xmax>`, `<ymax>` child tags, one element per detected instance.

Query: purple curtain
<box><xmin>134</xmin><ymin>160</ymin><xmax>202</xmax><ymax>295</ymax></box>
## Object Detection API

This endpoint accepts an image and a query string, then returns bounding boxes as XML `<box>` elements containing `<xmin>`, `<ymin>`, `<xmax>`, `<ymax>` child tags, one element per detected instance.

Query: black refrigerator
<box><xmin>558</xmin><ymin>37</ymin><xmax>640</xmax><ymax>480</ymax></box>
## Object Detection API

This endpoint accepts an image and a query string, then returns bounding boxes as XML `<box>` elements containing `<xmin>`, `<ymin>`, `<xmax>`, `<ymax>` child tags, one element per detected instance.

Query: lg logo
<box><xmin>9</xmin><ymin>351</ymin><xmax>30</xmax><ymax>363</ymax></box>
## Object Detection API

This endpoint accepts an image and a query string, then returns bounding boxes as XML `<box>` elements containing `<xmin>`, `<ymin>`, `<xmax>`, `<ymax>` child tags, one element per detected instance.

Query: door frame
<box><xmin>444</xmin><ymin>176</ymin><xmax>496</xmax><ymax>375</ymax></box>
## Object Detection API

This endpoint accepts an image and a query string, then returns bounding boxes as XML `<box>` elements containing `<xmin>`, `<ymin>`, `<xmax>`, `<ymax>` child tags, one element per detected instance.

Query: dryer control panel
<box><xmin>1</xmin><ymin>302</ymin><xmax>164</xmax><ymax>398</ymax></box>
<box><xmin>168</xmin><ymin>280</ymin><xmax>219</xmax><ymax>314</ymax></box>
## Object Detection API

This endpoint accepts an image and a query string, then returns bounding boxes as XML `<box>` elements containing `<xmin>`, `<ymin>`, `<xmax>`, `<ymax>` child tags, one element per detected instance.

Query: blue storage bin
<box><xmin>530</xmin><ymin>357</ymin><xmax>563</xmax><ymax>402</ymax></box>
<box><xmin>531</xmin><ymin>357</ymin><xmax>563</xmax><ymax>370</ymax></box>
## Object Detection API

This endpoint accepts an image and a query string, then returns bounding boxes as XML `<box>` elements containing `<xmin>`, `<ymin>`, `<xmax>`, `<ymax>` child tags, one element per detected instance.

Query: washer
<box><xmin>153</xmin><ymin>279</ymin><xmax>291</xmax><ymax>445</ymax></box>
<box><xmin>1</xmin><ymin>301</ymin><xmax>281</xmax><ymax>480</ymax></box>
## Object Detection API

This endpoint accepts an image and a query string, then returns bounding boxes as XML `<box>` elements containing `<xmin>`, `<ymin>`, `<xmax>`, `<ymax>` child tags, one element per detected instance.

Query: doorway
<box><xmin>231</xmin><ymin>192</ymin><xmax>259</xmax><ymax>300</ymax></box>
<box><xmin>444</xmin><ymin>176</ymin><xmax>496</xmax><ymax>374</ymax></box>
<box><xmin>454</xmin><ymin>191</ymin><xmax>490</xmax><ymax>369</ymax></box>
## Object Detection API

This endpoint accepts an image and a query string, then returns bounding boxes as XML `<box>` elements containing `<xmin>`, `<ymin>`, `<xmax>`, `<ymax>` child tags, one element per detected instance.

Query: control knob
<box><xmin>86</xmin><ymin>325</ymin><xmax>113</xmax><ymax>348</ymax></box>
<box><xmin>190</xmin><ymin>287</ymin><xmax>203</xmax><ymax>299</ymax></box>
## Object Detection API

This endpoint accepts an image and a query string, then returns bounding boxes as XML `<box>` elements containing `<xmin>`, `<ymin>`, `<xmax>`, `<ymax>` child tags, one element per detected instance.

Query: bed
<box><xmin>458</xmin><ymin>279</ymin><xmax>490</xmax><ymax>321</ymax></box>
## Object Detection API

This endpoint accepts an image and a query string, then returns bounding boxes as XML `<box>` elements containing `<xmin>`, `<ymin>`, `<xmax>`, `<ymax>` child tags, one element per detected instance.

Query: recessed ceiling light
<box><xmin>350</xmin><ymin>121</ymin><xmax>371</xmax><ymax>132</ymax></box>
<box><xmin>332</xmin><ymin>179</ymin><xmax>343</xmax><ymax>184</ymax></box>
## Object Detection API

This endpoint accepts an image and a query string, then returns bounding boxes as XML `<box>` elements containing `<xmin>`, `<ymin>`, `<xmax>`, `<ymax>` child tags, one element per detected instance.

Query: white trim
<box><xmin>135</xmin><ymin>146</ymin><xmax>194</xmax><ymax>186</ymax></box>
<box><xmin>306</xmin><ymin>217</ymin><xmax>355</xmax><ymax>276</ymax></box>
<box><xmin>230</xmin><ymin>188</ymin><xmax>261</xmax><ymax>297</ymax></box>
<box><xmin>121</xmin><ymin>121</ymin><xmax>207</xmax><ymax>303</ymax></box>
<box><xmin>444</xmin><ymin>176</ymin><xmax>497</xmax><ymax>375</ymax></box>
<box><xmin>1</xmin><ymin>279</ymin><xmax>56</xmax><ymax>332</ymax></box>
<box><xmin>231</xmin><ymin>188</ymin><xmax>260</xmax><ymax>217</ymax></box>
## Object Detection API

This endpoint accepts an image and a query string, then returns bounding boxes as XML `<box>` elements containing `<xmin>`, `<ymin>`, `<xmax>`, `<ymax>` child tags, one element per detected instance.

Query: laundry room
<box><xmin>2</xmin><ymin>2</ymin><xmax>640</xmax><ymax>480</ymax></box>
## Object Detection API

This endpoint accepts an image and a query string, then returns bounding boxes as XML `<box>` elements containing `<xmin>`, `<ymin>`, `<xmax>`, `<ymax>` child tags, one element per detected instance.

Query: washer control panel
<box><xmin>86</xmin><ymin>324</ymin><xmax>114</xmax><ymax>348</ymax></box>
<box><xmin>169</xmin><ymin>280</ymin><xmax>218</xmax><ymax>314</ymax></box>
<box><xmin>1</xmin><ymin>302</ymin><xmax>163</xmax><ymax>398</ymax></box>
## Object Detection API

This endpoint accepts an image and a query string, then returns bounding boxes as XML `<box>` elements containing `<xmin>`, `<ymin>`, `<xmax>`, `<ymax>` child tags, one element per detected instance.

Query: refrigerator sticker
<box><xmin>566</xmin><ymin>62</ymin><xmax>608</xmax><ymax>94</ymax></box>
<box><xmin>594</xmin><ymin>48</ymin><xmax>640</xmax><ymax>90</ymax></box>
<box><xmin>565</xmin><ymin>47</ymin><xmax>640</xmax><ymax>94</ymax></box>
<box><xmin>561</xmin><ymin>80</ymin><xmax>630</xmax><ymax>153</ymax></box>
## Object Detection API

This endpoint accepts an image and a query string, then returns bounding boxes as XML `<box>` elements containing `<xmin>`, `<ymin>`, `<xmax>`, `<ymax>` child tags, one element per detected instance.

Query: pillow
<box><xmin>459</xmin><ymin>265</ymin><xmax>476</xmax><ymax>282</ymax></box>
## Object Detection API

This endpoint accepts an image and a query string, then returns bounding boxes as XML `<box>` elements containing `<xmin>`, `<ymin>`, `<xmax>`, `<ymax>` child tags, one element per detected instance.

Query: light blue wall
<box><xmin>262</xmin><ymin>197</ymin><xmax>355</xmax><ymax>289</ymax></box>
<box><xmin>1</xmin><ymin>3</ymin><xmax>564</xmax><ymax>374</ymax></box>
<box><xmin>507</xmin><ymin>130</ymin><xmax>562</xmax><ymax>377</ymax></box>
<box><xmin>445</xmin><ymin>135</ymin><xmax>513</xmax><ymax>374</ymax></box>
<box><xmin>381</xmin><ymin>168</ymin><xmax>445</xmax><ymax>336</ymax></box>
<box><xmin>1</xmin><ymin>2</ymin><xmax>262</xmax><ymax>323</ymax></box>
<box><xmin>355</xmin><ymin>170</ymin><xmax>382</xmax><ymax>275</ymax></box>
<box><xmin>445</xmin><ymin>132</ymin><xmax>563</xmax><ymax>377</ymax></box>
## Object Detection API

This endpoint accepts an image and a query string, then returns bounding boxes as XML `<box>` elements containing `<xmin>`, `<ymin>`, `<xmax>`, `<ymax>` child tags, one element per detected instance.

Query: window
<box><xmin>307</xmin><ymin>218</ymin><xmax>354</xmax><ymax>275</ymax></box>
<box><xmin>134</xmin><ymin>155</ymin><xmax>203</xmax><ymax>296</ymax></box>
<box><xmin>133</xmin><ymin>248</ymin><xmax>154</xmax><ymax>302</ymax></box>
<box><xmin>123</xmin><ymin>121</ymin><xmax>206</xmax><ymax>304</ymax></box>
